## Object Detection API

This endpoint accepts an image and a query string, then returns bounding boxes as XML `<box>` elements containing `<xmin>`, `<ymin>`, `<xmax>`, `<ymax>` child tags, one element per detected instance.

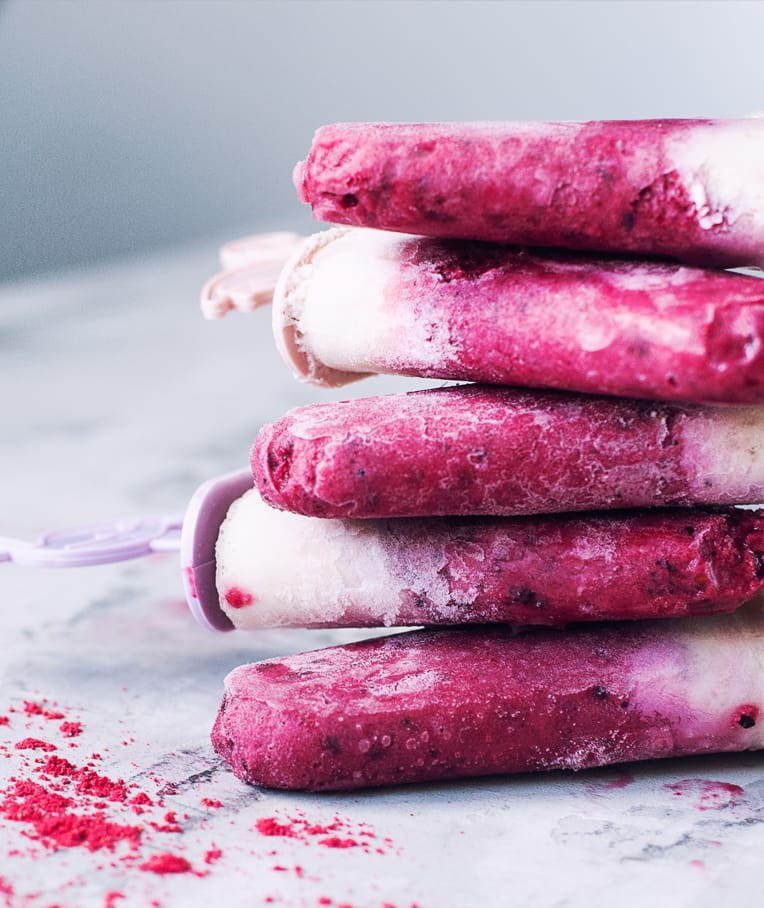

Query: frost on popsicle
<box><xmin>212</xmin><ymin>599</ymin><xmax>764</xmax><ymax>791</ymax></box>
<box><xmin>215</xmin><ymin>487</ymin><xmax>764</xmax><ymax>629</ymax></box>
<box><xmin>252</xmin><ymin>385</ymin><xmax>764</xmax><ymax>519</ymax></box>
<box><xmin>295</xmin><ymin>120</ymin><xmax>764</xmax><ymax>267</ymax></box>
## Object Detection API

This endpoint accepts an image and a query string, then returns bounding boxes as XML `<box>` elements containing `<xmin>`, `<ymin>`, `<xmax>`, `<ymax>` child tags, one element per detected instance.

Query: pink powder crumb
<box><xmin>15</xmin><ymin>739</ymin><xmax>57</xmax><ymax>752</ymax></box>
<box><xmin>139</xmin><ymin>853</ymin><xmax>193</xmax><ymax>875</ymax></box>
<box><xmin>256</xmin><ymin>817</ymin><xmax>299</xmax><ymax>837</ymax></box>
<box><xmin>204</xmin><ymin>847</ymin><xmax>222</xmax><ymax>865</ymax></box>
<box><xmin>224</xmin><ymin>587</ymin><xmax>253</xmax><ymax>608</ymax></box>
<box><xmin>0</xmin><ymin>717</ymin><xmax>9</xmax><ymax>727</ymax></box>
<box><xmin>318</xmin><ymin>900</ymin><xmax>333</xmax><ymax>906</ymax></box>
<box><xmin>104</xmin><ymin>893</ymin><xmax>125</xmax><ymax>908</ymax></box>
<box><xmin>200</xmin><ymin>798</ymin><xmax>223</xmax><ymax>809</ymax></box>
<box><xmin>318</xmin><ymin>837</ymin><xmax>358</xmax><ymax>849</ymax></box>
<box><xmin>129</xmin><ymin>793</ymin><xmax>153</xmax><ymax>806</ymax></box>
<box><xmin>60</xmin><ymin>721</ymin><xmax>83</xmax><ymax>738</ymax></box>
<box><xmin>23</xmin><ymin>701</ymin><xmax>66</xmax><ymax>721</ymax></box>
<box><xmin>40</xmin><ymin>756</ymin><xmax>77</xmax><ymax>776</ymax></box>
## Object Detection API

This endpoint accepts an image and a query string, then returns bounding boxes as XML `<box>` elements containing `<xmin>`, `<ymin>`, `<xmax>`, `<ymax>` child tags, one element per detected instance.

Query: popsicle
<box><xmin>273</xmin><ymin>226</ymin><xmax>764</xmax><ymax>403</ymax></box>
<box><xmin>294</xmin><ymin>119</ymin><xmax>764</xmax><ymax>267</ymax></box>
<box><xmin>252</xmin><ymin>385</ymin><xmax>764</xmax><ymax>519</ymax></box>
<box><xmin>212</xmin><ymin>599</ymin><xmax>764</xmax><ymax>791</ymax></box>
<box><xmin>216</xmin><ymin>486</ymin><xmax>764</xmax><ymax>629</ymax></box>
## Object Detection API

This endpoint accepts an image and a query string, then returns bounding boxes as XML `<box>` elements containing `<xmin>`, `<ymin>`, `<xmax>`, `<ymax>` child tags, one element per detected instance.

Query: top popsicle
<box><xmin>295</xmin><ymin>119</ymin><xmax>764</xmax><ymax>267</ymax></box>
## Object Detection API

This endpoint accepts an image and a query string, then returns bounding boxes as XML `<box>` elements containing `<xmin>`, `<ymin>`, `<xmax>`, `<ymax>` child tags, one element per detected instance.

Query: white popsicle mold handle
<box><xmin>1</xmin><ymin>470</ymin><xmax>255</xmax><ymax>633</ymax></box>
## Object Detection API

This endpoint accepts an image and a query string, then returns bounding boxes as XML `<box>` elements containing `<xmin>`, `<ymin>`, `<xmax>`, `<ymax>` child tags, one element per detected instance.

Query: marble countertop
<box><xmin>1</xmin><ymin>239</ymin><xmax>763</xmax><ymax>908</ymax></box>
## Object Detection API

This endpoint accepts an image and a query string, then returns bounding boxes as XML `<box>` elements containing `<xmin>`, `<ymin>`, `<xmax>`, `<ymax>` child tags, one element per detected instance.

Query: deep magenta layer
<box><xmin>353</xmin><ymin>507</ymin><xmax>764</xmax><ymax>625</ymax></box>
<box><xmin>386</xmin><ymin>239</ymin><xmax>764</xmax><ymax>404</ymax></box>
<box><xmin>295</xmin><ymin>120</ymin><xmax>764</xmax><ymax>266</ymax></box>
<box><xmin>251</xmin><ymin>386</ymin><xmax>761</xmax><ymax>519</ymax></box>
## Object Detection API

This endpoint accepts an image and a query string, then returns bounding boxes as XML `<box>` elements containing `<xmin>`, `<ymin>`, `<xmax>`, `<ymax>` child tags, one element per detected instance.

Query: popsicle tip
<box><xmin>272</xmin><ymin>228</ymin><xmax>370</xmax><ymax>388</ymax></box>
<box><xmin>292</xmin><ymin>158</ymin><xmax>309</xmax><ymax>203</ymax></box>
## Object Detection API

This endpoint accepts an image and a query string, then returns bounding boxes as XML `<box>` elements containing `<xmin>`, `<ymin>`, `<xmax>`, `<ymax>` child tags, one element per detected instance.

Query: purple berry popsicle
<box><xmin>295</xmin><ymin>120</ymin><xmax>764</xmax><ymax>267</ymax></box>
<box><xmin>217</xmin><ymin>488</ymin><xmax>764</xmax><ymax>628</ymax></box>
<box><xmin>274</xmin><ymin>227</ymin><xmax>764</xmax><ymax>403</ymax></box>
<box><xmin>252</xmin><ymin>385</ymin><xmax>764</xmax><ymax>519</ymax></box>
<box><xmin>212</xmin><ymin>598</ymin><xmax>764</xmax><ymax>791</ymax></box>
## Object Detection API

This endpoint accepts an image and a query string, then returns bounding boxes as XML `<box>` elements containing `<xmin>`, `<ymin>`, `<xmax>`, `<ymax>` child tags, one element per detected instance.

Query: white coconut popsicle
<box><xmin>215</xmin><ymin>487</ymin><xmax>764</xmax><ymax>630</ymax></box>
<box><xmin>213</xmin><ymin>598</ymin><xmax>764</xmax><ymax>791</ymax></box>
<box><xmin>272</xmin><ymin>227</ymin><xmax>764</xmax><ymax>404</ymax></box>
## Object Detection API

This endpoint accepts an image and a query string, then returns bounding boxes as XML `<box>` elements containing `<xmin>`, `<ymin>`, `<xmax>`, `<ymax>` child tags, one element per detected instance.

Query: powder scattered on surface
<box><xmin>255</xmin><ymin>816</ymin><xmax>300</xmax><ymax>838</ymax></box>
<box><xmin>0</xmin><ymin>779</ymin><xmax>142</xmax><ymax>852</ymax></box>
<box><xmin>318</xmin><ymin>837</ymin><xmax>359</xmax><ymax>849</ymax></box>
<box><xmin>15</xmin><ymin>738</ymin><xmax>57</xmax><ymax>752</ymax></box>
<box><xmin>139</xmin><ymin>853</ymin><xmax>194</xmax><ymax>874</ymax></box>
<box><xmin>0</xmin><ymin>875</ymin><xmax>14</xmax><ymax>901</ymax></box>
<box><xmin>0</xmin><ymin>696</ymin><xmax>224</xmax><ymax>900</ymax></box>
<box><xmin>204</xmin><ymin>847</ymin><xmax>223</xmax><ymax>865</ymax></box>
<box><xmin>75</xmin><ymin>770</ymin><xmax>129</xmax><ymax>803</ymax></box>
<box><xmin>253</xmin><ymin>811</ymin><xmax>395</xmax><ymax>858</ymax></box>
<box><xmin>40</xmin><ymin>756</ymin><xmax>77</xmax><ymax>776</ymax></box>
<box><xmin>23</xmin><ymin>700</ymin><xmax>65</xmax><ymax>720</ymax></box>
<box><xmin>1</xmin><ymin>695</ymin><xmax>403</xmax><ymax>906</ymax></box>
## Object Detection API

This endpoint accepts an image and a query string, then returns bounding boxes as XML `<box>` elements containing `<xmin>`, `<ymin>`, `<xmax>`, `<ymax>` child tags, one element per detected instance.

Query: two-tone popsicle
<box><xmin>272</xmin><ymin>226</ymin><xmax>764</xmax><ymax>403</ymax></box>
<box><xmin>214</xmin><ymin>486</ymin><xmax>764</xmax><ymax>629</ymax></box>
<box><xmin>253</xmin><ymin>385</ymin><xmax>764</xmax><ymax>519</ymax></box>
<box><xmin>295</xmin><ymin>119</ymin><xmax>764</xmax><ymax>267</ymax></box>
<box><xmin>213</xmin><ymin>598</ymin><xmax>764</xmax><ymax>790</ymax></box>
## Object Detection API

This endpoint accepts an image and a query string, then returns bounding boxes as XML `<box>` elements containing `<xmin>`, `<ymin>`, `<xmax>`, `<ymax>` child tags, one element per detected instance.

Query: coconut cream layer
<box><xmin>680</xmin><ymin>405</ymin><xmax>764</xmax><ymax>502</ymax></box>
<box><xmin>668</xmin><ymin>120</ymin><xmax>764</xmax><ymax>240</ymax></box>
<box><xmin>273</xmin><ymin>228</ymin><xmax>409</xmax><ymax>387</ymax></box>
<box><xmin>634</xmin><ymin>598</ymin><xmax>764</xmax><ymax>748</ymax></box>
<box><xmin>216</xmin><ymin>488</ymin><xmax>435</xmax><ymax>629</ymax></box>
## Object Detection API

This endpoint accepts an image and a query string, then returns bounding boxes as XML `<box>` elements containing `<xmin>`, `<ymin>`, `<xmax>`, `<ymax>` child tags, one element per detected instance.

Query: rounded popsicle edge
<box><xmin>180</xmin><ymin>469</ymin><xmax>255</xmax><ymax>632</ymax></box>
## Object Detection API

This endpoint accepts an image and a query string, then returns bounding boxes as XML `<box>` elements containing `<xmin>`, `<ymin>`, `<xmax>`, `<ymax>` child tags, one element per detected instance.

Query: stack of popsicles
<box><xmin>208</xmin><ymin>119</ymin><xmax>764</xmax><ymax>791</ymax></box>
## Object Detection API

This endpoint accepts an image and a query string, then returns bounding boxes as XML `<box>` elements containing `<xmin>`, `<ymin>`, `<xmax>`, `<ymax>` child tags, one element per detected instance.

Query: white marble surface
<box><xmin>2</xmin><ymin>241</ymin><xmax>764</xmax><ymax>908</ymax></box>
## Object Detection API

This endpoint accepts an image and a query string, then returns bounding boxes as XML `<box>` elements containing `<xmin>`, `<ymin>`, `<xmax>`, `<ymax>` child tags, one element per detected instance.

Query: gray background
<box><xmin>3</xmin><ymin>0</ymin><xmax>764</xmax><ymax>282</ymax></box>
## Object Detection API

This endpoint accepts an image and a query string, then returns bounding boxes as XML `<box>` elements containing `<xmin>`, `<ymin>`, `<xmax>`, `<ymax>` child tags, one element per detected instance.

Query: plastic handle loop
<box><xmin>0</xmin><ymin>515</ymin><xmax>183</xmax><ymax>568</ymax></box>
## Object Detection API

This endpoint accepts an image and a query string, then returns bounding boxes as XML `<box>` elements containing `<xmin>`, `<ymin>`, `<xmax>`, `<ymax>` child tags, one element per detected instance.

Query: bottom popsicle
<box><xmin>213</xmin><ymin>600</ymin><xmax>764</xmax><ymax>791</ymax></box>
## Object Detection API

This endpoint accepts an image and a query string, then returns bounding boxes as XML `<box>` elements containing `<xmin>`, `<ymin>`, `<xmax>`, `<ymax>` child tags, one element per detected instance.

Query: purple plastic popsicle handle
<box><xmin>1</xmin><ymin>470</ymin><xmax>254</xmax><ymax>633</ymax></box>
<box><xmin>179</xmin><ymin>468</ymin><xmax>255</xmax><ymax>632</ymax></box>
<box><xmin>0</xmin><ymin>516</ymin><xmax>182</xmax><ymax>568</ymax></box>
